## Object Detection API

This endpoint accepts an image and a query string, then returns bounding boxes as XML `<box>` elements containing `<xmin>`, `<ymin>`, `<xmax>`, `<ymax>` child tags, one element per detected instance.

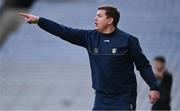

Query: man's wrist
<box><xmin>37</xmin><ymin>17</ymin><xmax>42</xmax><ymax>24</ymax></box>
<box><xmin>35</xmin><ymin>17</ymin><xmax>40</xmax><ymax>24</ymax></box>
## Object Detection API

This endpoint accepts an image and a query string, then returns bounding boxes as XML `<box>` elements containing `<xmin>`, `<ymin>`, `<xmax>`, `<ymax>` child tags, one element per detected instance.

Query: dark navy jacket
<box><xmin>38</xmin><ymin>17</ymin><xmax>158</xmax><ymax>98</ymax></box>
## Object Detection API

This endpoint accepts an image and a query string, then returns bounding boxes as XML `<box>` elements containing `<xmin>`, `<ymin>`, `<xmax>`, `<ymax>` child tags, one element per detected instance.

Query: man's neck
<box><xmin>100</xmin><ymin>25</ymin><xmax>116</xmax><ymax>34</ymax></box>
<box><xmin>154</xmin><ymin>69</ymin><xmax>166</xmax><ymax>79</ymax></box>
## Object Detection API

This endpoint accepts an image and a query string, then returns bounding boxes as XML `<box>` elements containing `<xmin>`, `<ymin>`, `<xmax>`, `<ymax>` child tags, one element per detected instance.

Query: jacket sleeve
<box><xmin>128</xmin><ymin>36</ymin><xmax>159</xmax><ymax>91</ymax></box>
<box><xmin>37</xmin><ymin>17</ymin><xmax>88</xmax><ymax>48</ymax></box>
<box><xmin>160</xmin><ymin>73</ymin><xmax>172</xmax><ymax>101</ymax></box>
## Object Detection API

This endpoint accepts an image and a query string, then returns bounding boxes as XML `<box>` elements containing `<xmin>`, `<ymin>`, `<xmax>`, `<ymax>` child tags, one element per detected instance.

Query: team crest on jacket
<box><xmin>112</xmin><ymin>48</ymin><xmax>117</xmax><ymax>54</ymax></box>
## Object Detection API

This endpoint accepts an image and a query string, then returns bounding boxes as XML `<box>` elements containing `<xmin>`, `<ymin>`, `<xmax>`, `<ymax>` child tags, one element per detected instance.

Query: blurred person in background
<box><xmin>0</xmin><ymin>0</ymin><xmax>36</xmax><ymax>48</ymax></box>
<box><xmin>152</xmin><ymin>56</ymin><xmax>172</xmax><ymax>110</ymax></box>
<box><xmin>19</xmin><ymin>5</ymin><xmax>160</xmax><ymax>110</ymax></box>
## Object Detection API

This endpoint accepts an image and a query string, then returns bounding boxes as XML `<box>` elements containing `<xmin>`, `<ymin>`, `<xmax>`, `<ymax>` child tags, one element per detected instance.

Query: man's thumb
<box><xmin>26</xmin><ymin>18</ymin><xmax>32</xmax><ymax>24</ymax></box>
<box><xmin>149</xmin><ymin>94</ymin><xmax>153</xmax><ymax>102</ymax></box>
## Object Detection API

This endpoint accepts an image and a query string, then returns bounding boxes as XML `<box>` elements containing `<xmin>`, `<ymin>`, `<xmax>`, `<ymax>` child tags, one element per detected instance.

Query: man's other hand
<box><xmin>19</xmin><ymin>13</ymin><xmax>39</xmax><ymax>24</ymax></box>
<box><xmin>149</xmin><ymin>90</ymin><xmax>160</xmax><ymax>104</ymax></box>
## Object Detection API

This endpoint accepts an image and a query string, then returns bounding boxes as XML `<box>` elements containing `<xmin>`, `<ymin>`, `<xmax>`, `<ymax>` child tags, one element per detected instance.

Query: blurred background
<box><xmin>0</xmin><ymin>0</ymin><xmax>179</xmax><ymax>110</ymax></box>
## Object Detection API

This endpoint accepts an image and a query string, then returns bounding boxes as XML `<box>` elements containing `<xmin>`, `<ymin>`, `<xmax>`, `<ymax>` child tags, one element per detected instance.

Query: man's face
<box><xmin>94</xmin><ymin>10</ymin><xmax>113</xmax><ymax>32</ymax></box>
<box><xmin>154</xmin><ymin>61</ymin><xmax>165</xmax><ymax>72</ymax></box>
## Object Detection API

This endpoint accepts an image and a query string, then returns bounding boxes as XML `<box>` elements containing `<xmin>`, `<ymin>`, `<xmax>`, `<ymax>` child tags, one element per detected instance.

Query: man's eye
<box><xmin>98</xmin><ymin>15</ymin><xmax>102</xmax><ymax>17</ymax></box>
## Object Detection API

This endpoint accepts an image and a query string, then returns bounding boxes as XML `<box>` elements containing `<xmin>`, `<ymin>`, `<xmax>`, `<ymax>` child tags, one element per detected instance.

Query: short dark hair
<box><xmin>98</xmin><ymin>5</ymin><xmax>120</xmax><ymax>27</ymax></box>
<box><xmin>154</xmin><ymin>56</ymin><xmax>166</xmax><ymax>63</ymax></box>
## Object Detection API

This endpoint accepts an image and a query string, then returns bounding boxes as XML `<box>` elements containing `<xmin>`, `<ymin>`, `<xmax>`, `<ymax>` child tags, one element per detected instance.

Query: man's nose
<box><xmin>94</xmin><ymin>16</ymin><xmax>98</xmax><ymax>21</ymax></box>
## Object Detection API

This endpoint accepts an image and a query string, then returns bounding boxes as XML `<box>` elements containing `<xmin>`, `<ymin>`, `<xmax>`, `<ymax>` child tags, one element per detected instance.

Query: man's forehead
<box><xmin>154</xmin><ymin>61</ymin><xmax>164</xmax><ymax>64</ymax></box>
<box><xmin>97</xmin><ymin>10</ymin><xmax>106</xmax><ymax>14</ymax></box>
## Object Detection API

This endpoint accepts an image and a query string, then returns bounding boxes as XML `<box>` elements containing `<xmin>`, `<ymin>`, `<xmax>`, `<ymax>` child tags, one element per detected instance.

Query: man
<box><xmin>152</xmin><ymin>56</ymin><xmax>172</xmax><ymax>110</ymax></box>
<box><xmin>19</xmin><ymin>5</ymin><xmax>160</xmax><ymax>110</ymax></box>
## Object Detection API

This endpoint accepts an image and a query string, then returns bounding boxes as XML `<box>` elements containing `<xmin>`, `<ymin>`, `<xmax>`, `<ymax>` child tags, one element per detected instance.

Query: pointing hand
<box><xmin>19</xmin><ymin>13</ymin><xmax>39</xmax><ymax>24</ymax></box>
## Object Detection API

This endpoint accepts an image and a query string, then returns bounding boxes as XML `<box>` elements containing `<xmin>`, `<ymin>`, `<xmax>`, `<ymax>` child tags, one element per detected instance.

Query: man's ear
<box><xmin>108</xmin><ymin>17</ymin><xmax>114</xmax><ymax>25</ymax></box>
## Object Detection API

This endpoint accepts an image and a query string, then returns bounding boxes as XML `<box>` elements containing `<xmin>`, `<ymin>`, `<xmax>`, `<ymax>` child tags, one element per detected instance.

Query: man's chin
<box><xmin>95</xmin><ymin>27</ymin><xmax>100</xmax><ymax>32</ymax></box>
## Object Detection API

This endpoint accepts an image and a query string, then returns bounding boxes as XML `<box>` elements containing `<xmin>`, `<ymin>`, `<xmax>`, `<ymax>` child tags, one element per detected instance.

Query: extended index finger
<box><xmin>19</xmin><ymin>13</ymin><xmax>29</xmax><ymax>18</ymax></box>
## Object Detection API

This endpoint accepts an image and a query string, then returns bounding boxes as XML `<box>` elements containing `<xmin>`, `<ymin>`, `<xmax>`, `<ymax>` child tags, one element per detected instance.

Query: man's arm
<box><xmin>161</xmin><ymin>73</ymin><xmax>172</xmax><ymax>101</ymax></box>
<box><xmin>128</xmin><ymin>36</ymin><xmax>160</xmax><ymax>104</ymax></box>
<box><xmin>19</xmin><ymin>13</ymin><xmax>88</xmax><ymax>48</ymax></box>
